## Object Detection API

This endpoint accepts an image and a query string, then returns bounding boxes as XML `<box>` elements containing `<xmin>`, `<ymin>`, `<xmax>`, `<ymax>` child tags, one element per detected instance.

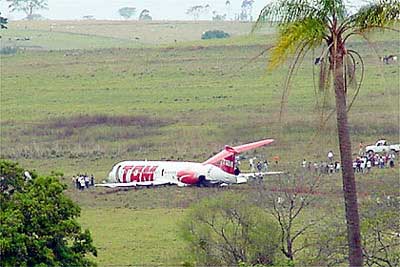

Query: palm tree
<box><xmin>253</xmin><ymin>1</ymin><xmax>400</xmax><ymax>266</ymax></box>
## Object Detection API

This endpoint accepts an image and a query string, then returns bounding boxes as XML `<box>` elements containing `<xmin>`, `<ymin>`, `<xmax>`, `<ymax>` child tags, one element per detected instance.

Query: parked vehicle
<box><xmin>365</xmin><ymin>139</ymin><xmax>400</xmax><ymax>154</ymax></box>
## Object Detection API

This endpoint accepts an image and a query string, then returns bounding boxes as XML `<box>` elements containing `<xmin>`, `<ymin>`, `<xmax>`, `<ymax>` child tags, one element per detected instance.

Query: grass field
<box><xmin>1</xmin><ymin>20</ymin><xmax>399</xmax><ymax>266</ymax></box>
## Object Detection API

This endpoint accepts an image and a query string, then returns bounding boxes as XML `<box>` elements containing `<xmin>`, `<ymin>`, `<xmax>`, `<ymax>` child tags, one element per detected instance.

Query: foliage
<box><xmin>26</xmin><ymin>13</ymin><xmax>45</xmax><ymax>20</ymax></box>
<box><xmin>186</xmin><ymin>5</ymin><xmax>209</xmax><ymax>20</ymax></box>
<box><xmin>302</xmin><ymin>210</ymin><xmax>348</xmax><ymax>266</ymax></box>
<box><xmin>361</xmin><ymin>196</ymin><xmax>400</xmax><ymax>267</ymax></box>
<box><xmin>254</xmin><ymin>173</ymin><xmax>321</xmax><ymax>262</ymax></box>
<box><xmin>118</xmin><ymin>7</ymin><xmax>136</xmax><ymax>20</ymax></box>
<box><xmin>212</xmin><ymin>12</ymin><xmax>227</xmax><ymax>21</ymax></box>
<box><xmin>181</xmin><ymin>193</ymin><xmax>280</xmax><ymax>266</ymax></box>
<box><xmin>0</xmin><ymin>12</ymin><xmax>8</xmax><ymax>29</ymax></box>
<box><xmin>139</xmin><ymin>9</ymin><xmax>152</xmax><ymax>21</ymax></box>
<box><xmin>7</xmin><ymin>0</ymin><xmax>48</xmax><ymax>19</ymax></box>
<box><xmin>301</xmin><ymin>196</ymin><xmax>400</xmax><ymax>267</ymax></box>
<box><xmin>0</xmin><ymin>160</ymin><xmax>97</xmax><ymax>267</ymax></box>
<box><xmin>240</xmin><ymin>0</ymin><xmax>255</xmax><ymax>21</ymax></box>
<box><xmin>201</xmin><ymin>30</ymin><xmax>230</xmax><ymax>40</ymax></box>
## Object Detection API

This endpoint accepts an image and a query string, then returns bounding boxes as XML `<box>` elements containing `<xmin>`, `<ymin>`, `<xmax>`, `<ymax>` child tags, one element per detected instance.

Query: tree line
<box><xmin>2</xmin><ymin>0</ymin><xmax>256</xmax><ymax>21</ymax></box>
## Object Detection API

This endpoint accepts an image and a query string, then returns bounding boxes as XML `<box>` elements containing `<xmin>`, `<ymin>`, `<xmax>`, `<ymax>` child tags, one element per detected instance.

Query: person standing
<box><xmin>335</xmin><ymin>161</ymin><xmax>341</xmax><ymax>173</ymax></box>
<box><xmin>263</xmin><ymin>160</ymin><xmax>269</xmax><ymax>172</ymax></box>
<box><xmin>358</xmin><ymin>141</ymin><xmax>364</xmax><ymax>155</ymax></box>
<box><xmin>75</xmin><ymin>175</ymin><xmax>80</xmax><ymax>189</ymax></box>
<box><xmin>249</xmin><ymin>157</ymin><xmax>254</xmax><ymax>172</ymax></box>
<box><xmin>256</xmin><ymin>161</ymin><xmax>262</xmax><ymax>173</ymax></box>
<box><xmin>84</xmin><ymin>175</ymin><xmax>90</xmax><ymax>188</ymax></box>
<box><xmin>79</xmin><ymin>176</ymin><xmax>85</xmax><ymax>191</ymax></box>
<box><xmin>273</xmin><ymin>155</ymin><xmax>280</xmax><ymax>165</ymax></box>
<box><xmin>302</xmin><ymin>159</ymin><xmax>307</xmax><ymax>168</ymax></box>
<box><xmin>327</xmin><ymin>151</ymin><xmax>334</xmax><ymax>162</ymax></box>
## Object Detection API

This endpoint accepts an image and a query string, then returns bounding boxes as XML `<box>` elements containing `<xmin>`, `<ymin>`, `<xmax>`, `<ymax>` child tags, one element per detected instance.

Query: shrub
<box><xmin>181</xmin><ymin>193</ymin><xmax>280</xmax><ymax>266</ymax></box>
<box><xmin>0</xmin><ymin>46</ymin><xmax>18</xmax><ymax>55</ymax></box>
<box><xmin>0</xmin><ymin>160</ymin><xmax>97</xmax><ymax>266</ymax></box>
<box><xmin>201</xmin><ymin>30</ymin><xmax>230</xmax><ymax>40</ymax></box>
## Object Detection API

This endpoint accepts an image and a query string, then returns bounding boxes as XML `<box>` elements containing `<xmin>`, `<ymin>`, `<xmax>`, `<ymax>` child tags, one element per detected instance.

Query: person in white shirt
<box><xmin>79</xmin><ymin>177</ymin><xmax>85</xmax><ymax>190</ymax></box>
<box><xmin>327</xmin><ymin>151</ymin><xmax>334</xmax><ymax>161</ymax></box>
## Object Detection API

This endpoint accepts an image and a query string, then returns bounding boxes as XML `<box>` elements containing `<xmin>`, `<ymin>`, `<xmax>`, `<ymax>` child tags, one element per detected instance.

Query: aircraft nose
<box><xmin>108</xmin><ymin>170</ymin><xmax>116</xmax><ymax>183</ymax></box>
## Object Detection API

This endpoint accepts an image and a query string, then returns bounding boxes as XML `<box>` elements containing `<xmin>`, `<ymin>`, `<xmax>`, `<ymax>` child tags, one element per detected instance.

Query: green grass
<box><xmin>79</xmin><ymin>208</ymin><xmax>187</xmax><ymax>266</ymax></box>
<box><xmin>1</xmin><ymin>20</ymin><xmax>399</xmax><ymax>266</ymax></box>
<box><xmin>4</xmin><ymin>20</ymin><xmax>271</xmax><ymax>47</ymax></box>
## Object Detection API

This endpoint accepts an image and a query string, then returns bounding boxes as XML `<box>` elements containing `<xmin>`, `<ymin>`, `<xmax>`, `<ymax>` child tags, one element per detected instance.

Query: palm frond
<box><xmin>345</xmin><ymin>53</ymin><xmax>357</xmax><ymax>89</ymax></box>
<box><xmin>348</xmin><ymin>0</ymin><xmax>400</xmax><ymax>33</ymax></box>
<box><xmin>254</xmin><ymin>0</ymin><xmax>318</xmax><ymax>28</ymax></box>
<box><xmin>318</xmin><ymin>58</ymin><xmax>330</xmax><ymax>92</ymax></box>
<box><xmin>345</xmin><ymin>50</ymin><xmax>365</xmax><ymax>113</ymax></box>
<box><xmin>279</xmin><ymin>41</ymin><xmax>310</xmax><ymax>121</ymax></box>
<box><xmin>253</xmin><ymin>0</ymin><xmax>347</xmax><ymax>31</ymax></box>
<box><xmin>268</xmin><ymin>18</ymin><xmax>327</xmax><ymax>69</ymax></box>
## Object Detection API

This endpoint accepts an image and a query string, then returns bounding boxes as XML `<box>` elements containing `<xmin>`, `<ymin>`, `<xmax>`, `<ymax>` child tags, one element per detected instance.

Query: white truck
<box><xmin>365</xmin><ymin>140</ymin><xmax>400</xmax><ymax>154</ymax></box>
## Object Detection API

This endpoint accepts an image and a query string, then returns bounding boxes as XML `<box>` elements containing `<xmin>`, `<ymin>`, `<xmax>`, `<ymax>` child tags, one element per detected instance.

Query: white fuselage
<box><xmin>107</xmin><ymin>160</ymin><xmax>237</xmax><ymax>186</ymax></box>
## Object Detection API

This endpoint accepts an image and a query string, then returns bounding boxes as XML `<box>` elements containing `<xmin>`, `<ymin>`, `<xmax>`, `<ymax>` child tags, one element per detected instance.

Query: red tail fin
<box><xmin>203</xmin><ymin>139</ymin><xmax>274</xmax><ymax>174</ymax></box>
<box><xmin>219</xmin><ymin>153</ymin><xmax>236</xmax><ymax>174</ymax></box>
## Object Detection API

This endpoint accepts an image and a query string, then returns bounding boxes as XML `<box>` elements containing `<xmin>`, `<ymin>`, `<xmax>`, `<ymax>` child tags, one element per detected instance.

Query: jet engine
<box><xmin>177</xmin><ymin>170</ymin><xmax>205</xmax><ymax>185</ymax></box>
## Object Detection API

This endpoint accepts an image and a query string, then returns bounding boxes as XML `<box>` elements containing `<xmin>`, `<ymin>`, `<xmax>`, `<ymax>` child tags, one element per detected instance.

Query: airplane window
<box><xmin>162</xmin><ymin>169</ymin><xmax>164</xmax><ymax>176</ymax></box>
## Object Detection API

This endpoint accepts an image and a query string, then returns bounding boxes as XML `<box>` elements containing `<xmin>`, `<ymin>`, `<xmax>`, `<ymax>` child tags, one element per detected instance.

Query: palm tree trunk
<box><xmin>332</xmin><ymin>45</ymin><xmax>363</xmax><ymax>267</ymax></box>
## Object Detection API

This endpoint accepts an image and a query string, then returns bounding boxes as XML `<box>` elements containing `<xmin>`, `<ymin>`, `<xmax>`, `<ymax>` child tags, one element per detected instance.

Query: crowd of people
<box><xmin>248</xmin><ymin>157</ymin><xmax>269</xmax><ymax>173</ymax></box>
<box><xmin>302</xmin><ymin>158</ymin><xmax>341</xmax><ymax>175</ymax></box>
<box><xmin>353</xmin><ymin>152</ymin><xmax>396</xmax><ymax>173</ymax></box>
<box><xmin>301</xmin><ymin>148</ymin><xmax>397</xmax><ymax>175</ymax></box>
<box><xmin>73</xmin><ymin>174</ymin><xmax>95</xmax><ymax>190</ymax></box>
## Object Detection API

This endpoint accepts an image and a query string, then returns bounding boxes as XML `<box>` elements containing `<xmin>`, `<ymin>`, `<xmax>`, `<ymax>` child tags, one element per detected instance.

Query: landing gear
<box><xmin>197</xmin><ymin>175</ymin><xmax>206</xmax><ymax>187</ymax></box>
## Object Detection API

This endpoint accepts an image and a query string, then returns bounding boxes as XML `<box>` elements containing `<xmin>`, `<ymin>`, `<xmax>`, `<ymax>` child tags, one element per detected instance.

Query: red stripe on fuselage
<box><xmin>122</xmin><ymin>166</ymin><xmax>133</xmax><ymax>183</ymax></box>
<box><xmin>121</xmin><ymin>165</ymin><xmax>159</xmax><ymax>183</ymax></box>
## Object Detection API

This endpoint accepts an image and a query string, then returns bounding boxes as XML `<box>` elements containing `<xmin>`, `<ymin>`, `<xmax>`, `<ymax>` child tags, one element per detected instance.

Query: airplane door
<box><xmin>115</xmin><ymin>165</ymin><xmax>122</xmax><ymax>182</ymax></box>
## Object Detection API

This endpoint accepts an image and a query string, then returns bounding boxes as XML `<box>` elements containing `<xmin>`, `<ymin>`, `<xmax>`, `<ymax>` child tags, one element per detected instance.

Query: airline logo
<box><xmin>121</xmin><ymin>165</ymin><xmax>158</xmax><ymax>183</ymax></box>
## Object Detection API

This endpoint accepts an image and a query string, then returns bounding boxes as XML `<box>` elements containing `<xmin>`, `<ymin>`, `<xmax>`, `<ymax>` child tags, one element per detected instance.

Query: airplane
<box><xmin>96</xmin><ymin>139</ymin><xmax>281</xmax><ymax>188</ymax></box>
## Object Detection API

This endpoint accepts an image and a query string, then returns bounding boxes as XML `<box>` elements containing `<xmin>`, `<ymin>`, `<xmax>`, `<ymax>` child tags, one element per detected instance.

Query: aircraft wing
<box><xmin>95</xmin><ymin>180</ymin><xmax>172</xmax><ymax>188</ymax></box>
<box><xmin>203</xmin><ymin>139</ymin><xmax>274</xmax><ymax>165</ymax></box>
<box><xmin>238</xmin><ymin>171</ymin><xmax>284</xmax><ymax>178</ymax></box>
<box><xmin>233</xmin><ymin>171</ymin><xmax>285</xmax><ymax>185</ymax></box>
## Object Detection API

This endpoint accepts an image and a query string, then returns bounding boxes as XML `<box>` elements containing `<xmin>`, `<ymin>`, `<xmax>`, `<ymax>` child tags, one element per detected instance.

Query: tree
<box><xmin>225</xmin><ymin>0</ymin><xmax>232</xmax><ymax>19</ymax></box>
<box><xmin>82</xmin><ymin>15</ymin><xmax>95</xmax><ymax>20</ymax></box>
<box><xmin>240</xmin><ymin>0</ymin><xmax>254</xmax><ymax>21</ymax></box>
<box><xmin>118</xmin><ymin>7</ymin><xmax>136</xmax><ymax>20</ymax></box>
<box><xmin>186</xmin><ymin>5</ymin><xmax>205</xmax><ymax>20</ymax></box>
<box><xmin>0</xmin><ymin>160</ymin><xmax>97</xmax><ymax>266</ymax></box>
<box><xmin>254</xmin><ymin>173</ymin><xmax>321</xmax><ymax>263</ymax></box>
<box><xmin>361</xmin><ymin>196</ymin><xmax>400</xmax><ymax>267</ymax></box>
<box><xmin>0</xmin><ymin>12</ymin><xmax>8</xmax><ymax>29</ymax></box>
<box><xmin>212</xmin><ymin>11</ymin><xmax>227</xmax><ymax>21</ymax></box>
<box><xmin>7</xmin><ymin>0</ymin><xmax>48</xmax><ymax>20</ymax></box>
<box><xmin>139</xmin><ymin>9</ymin><xmax>152</xmax><ymax>21</ymax></box>
<box><xmin>181</xmin><ymin>193</ymin><xmax>280</xmax><ymax>266</ymax></box>
<box><xmin>254</xmin><ymin>1</ymin><xmax>400</xmax><ymax>266</ymax></box>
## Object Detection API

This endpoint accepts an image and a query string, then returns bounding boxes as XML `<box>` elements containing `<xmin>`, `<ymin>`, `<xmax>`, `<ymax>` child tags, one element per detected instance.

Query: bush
<box><xmin>181</xmin><ymin>193</ymin><xmax>280</xmax><ymax>266</ymax></box>
<box><xmin>201</xmin><ymin>30</ymin><xmax>230</xmax><ymax>40</ymax></box>
<box><xmin>0</xmin><ymin>160</ymin><xmax>97</xmax><ymax>266</ymax></box>
<box><xmin>0</xmin><ymin>46</ymin><xmax>18</xmax><ymax>55</ymax></box>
